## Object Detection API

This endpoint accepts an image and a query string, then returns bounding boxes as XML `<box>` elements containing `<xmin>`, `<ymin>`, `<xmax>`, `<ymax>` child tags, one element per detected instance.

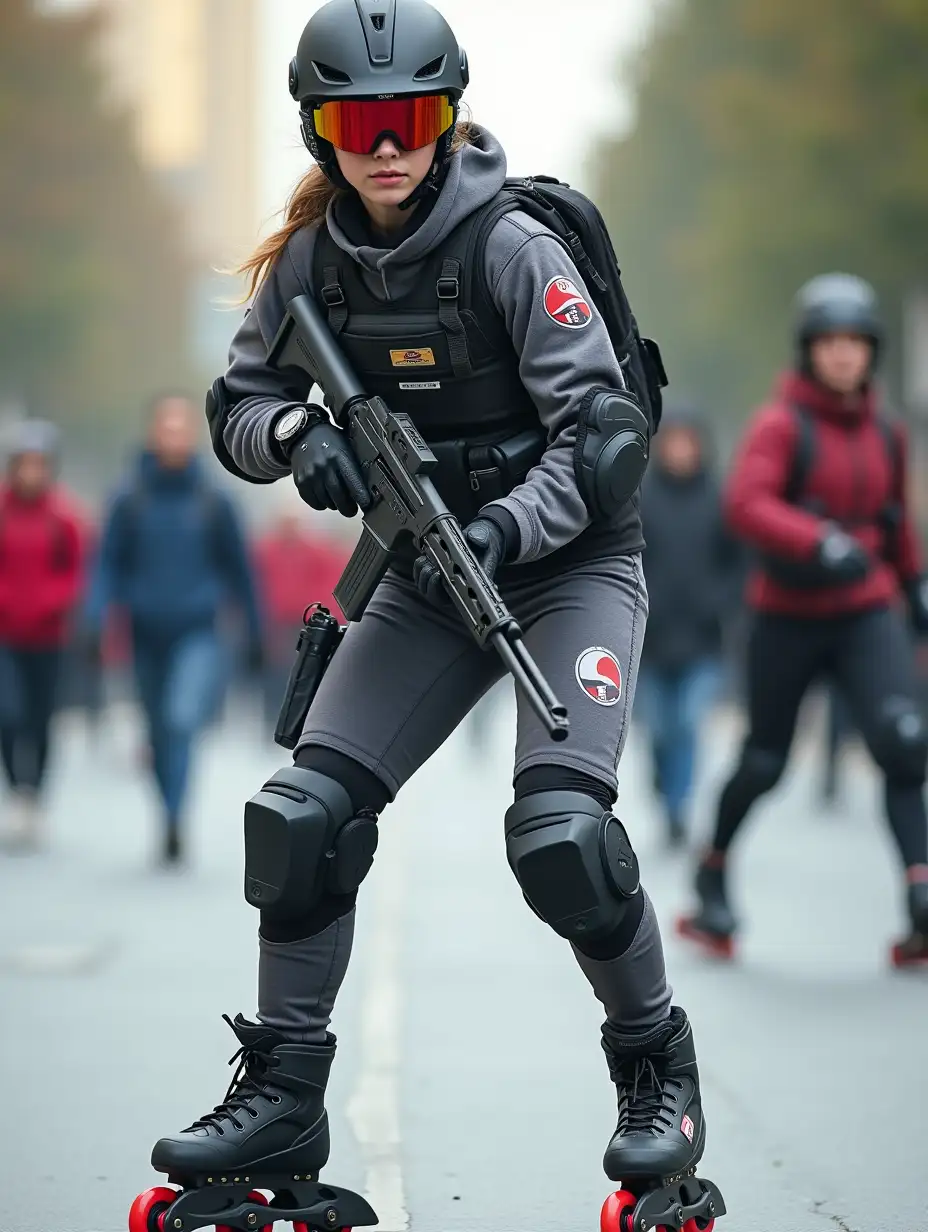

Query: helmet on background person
<box><xmin>288</xmin><ymin>0</ymin><xmax>469</xmax><ymax>197</ymax></box>
<box><xmin>4</xmin><ymin>418</ymin><xmax>60</xmax><ymax>469</ymax></box>
<box><xmin>793</xmin><ymin>273</ymin><xmax>883</xmax><ymax>368</ymax></box>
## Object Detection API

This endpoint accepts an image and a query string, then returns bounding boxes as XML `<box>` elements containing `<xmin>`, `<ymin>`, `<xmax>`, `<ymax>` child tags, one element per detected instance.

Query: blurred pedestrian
<box><xmin>678</xmin><ymin>274</ymin><xmax>928</xmax><ymax>965</ymax></box>
<box><xmin>0</xmin><ymin>420</ymin><xmax>86</xmax><ymax>850</ymax></box>
<box><xmin>253</xmin><ymin>510</ymin><xmax>348</xmax><ymax>728</ymax></box>
<box><xmin>85</xmin><ymin>394</ymin><xmax>263</xmax><ymax>866</ymax></box>
<box><xmin>636</xmin><ymin>406</ymin><xmax>741</xmax><ymax>847</ymax></box>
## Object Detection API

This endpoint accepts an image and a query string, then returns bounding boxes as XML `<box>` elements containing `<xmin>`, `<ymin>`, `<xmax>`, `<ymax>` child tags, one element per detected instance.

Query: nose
<box><xmin>372</xmin><ymin>135</ymin><xmax>401</xmax><ymax>157</ymax></box>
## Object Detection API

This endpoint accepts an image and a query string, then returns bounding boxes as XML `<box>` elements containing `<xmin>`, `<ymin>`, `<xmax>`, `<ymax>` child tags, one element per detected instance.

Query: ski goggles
<box><xmin>309</xmin><ymin>93</ymin><xmax>455</xmax><ymax>154</ymax></box>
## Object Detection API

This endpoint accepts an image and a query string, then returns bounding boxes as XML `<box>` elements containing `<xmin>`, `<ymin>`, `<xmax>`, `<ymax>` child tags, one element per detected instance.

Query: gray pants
<box><xmin>259</xmin><ymin>552</ymin><xmax>672</xmax><ymax>1040</ymax></box>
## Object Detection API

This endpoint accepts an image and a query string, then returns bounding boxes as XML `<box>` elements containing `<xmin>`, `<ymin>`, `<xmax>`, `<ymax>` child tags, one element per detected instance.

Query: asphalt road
<box><xmin>1</xmin><ymin>690</ymin><xmax>925</xmax><ymax>1232</ymax></box>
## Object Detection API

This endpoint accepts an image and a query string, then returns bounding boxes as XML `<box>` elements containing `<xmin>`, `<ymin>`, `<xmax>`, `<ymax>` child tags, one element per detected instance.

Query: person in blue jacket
<box><xmin>87</xmin><ymin>394</ymin><xmax>263</xmax><ymax>864</ymax></box>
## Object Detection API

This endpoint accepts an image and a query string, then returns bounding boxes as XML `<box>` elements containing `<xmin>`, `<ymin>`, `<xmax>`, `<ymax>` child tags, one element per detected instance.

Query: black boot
<box><xmin>151</xmin><ymin>1014</ymin><xmax>333</xmax><ymax>1181</ymax></box>
<box><xmin>162</xmin><ymin>827</ymin><xmax>182</xmax><ymax>866</ymax></box>
<box><xmin>892</xmin><ymin>875</ymin><xmax>928</xmax><ymax>967</ymax></box>
<box><xmin>676</xmin><ymin>858</ymin><xmax>736</xmax><ymax>957</ymax></box>
<box><xmin>602</xmin><ymin>1007</ymin><xmax>704</xmax><ymax>1183</ymax></box>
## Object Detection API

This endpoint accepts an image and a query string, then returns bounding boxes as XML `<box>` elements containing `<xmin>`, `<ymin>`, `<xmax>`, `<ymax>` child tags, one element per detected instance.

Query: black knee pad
<box><xmin>737</xmin><ymin>745</ymin><xmax>787</xmax><ymax>794</ymax></box>
<box><xmin>872</xmin><ymin>698</ymin><xmax>928</xmax><ymax>785</ymax></box>
<box><xmin>504</xmin><ymin>790</ymin><xmax>639</xmax><ymax>944</ymax></box>
<box><xmin>244</xmin><ymin>766</ymin><xmax>379</xmax><ymax>923</ymax></box>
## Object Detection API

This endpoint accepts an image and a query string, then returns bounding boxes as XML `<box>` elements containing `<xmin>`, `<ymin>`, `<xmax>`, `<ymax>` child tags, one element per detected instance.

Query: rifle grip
<box><xmin>333</xmin><ymin>523</ymin><xmax>391</xmax><ymax>622</ymax></box>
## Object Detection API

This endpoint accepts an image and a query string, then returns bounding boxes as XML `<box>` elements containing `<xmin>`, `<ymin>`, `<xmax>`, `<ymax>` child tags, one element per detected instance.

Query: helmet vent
<box><xmin>370</xmin><ymin>13</ymin><xmax>385</xmax><ymax>30</ymax></box>
<box><xmin>312</xmin><ymin>61</ymin><xmax>353</xmax><ymax>85</ymax></box>
<box><xmin>414</xmin><ymin>54</ymin><xmax>446</xmax><ymax>81</ymax></box>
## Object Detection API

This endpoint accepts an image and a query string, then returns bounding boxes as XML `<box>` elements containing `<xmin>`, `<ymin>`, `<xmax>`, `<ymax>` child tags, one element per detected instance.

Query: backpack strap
<box><xmin>313</xmin><ymin>228</ymin><xmax>349</xmax><ymax>335</ymax></box>
<box><xmin>876</xmin><ymin>415</ymin><xmax>904</xmax><ymax>559</ymax></box>
<box><xmin>436</xmin><ymin>255</ymin><xmax>471</xmax><ymax>377</ymax></box>
<box><xmin>783</xmin><ymin>405</ymin><xmax>816</xmax><ymax>506</ymax></box>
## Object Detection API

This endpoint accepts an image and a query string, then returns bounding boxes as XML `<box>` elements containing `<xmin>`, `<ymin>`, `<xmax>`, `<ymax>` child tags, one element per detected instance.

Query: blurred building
<box><xmin>93</xmin><ymin>0</ymin><xmax>261</xmax><ymax>368</ymax></box>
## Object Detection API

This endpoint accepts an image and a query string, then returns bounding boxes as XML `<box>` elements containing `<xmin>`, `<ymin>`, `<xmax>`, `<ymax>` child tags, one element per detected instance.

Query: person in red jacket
<box><xmin>253</xmin><ymin>510</ymin><xmax>349</xmax><ymax>728</ymax></box>
<box><xmin>677</xmin><ymin>274</ymin><xmax>928</xmax><ymax>966</ymax></box>
<box><xmin>0</xmin><ymin>420</ymin><xmax>85</xmax><ymax>850</ymax></box>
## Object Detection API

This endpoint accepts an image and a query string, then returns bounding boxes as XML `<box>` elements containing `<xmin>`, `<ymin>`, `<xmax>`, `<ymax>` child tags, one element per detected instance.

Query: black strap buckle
<box><xmin>437</xmin><ymin>275</ymin><xmax>460</xmax><ymax>300</ymax></box>
<box><xmin>321</xmin><ymin>282</ymin><xmax>345</xmax><ymax>307</ymax></box>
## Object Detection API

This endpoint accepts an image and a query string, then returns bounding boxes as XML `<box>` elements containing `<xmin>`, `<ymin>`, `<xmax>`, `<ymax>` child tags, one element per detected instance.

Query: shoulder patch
<box><xmin>543</xmin><ymin>276</ymin><xmax>594</xmax><ymax>330</ymax></box>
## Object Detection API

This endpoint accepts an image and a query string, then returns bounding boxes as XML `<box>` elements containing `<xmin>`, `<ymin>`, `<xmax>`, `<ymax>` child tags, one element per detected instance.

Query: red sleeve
<box><xmin>890</xmin><ymin>422</ymin><xmax>923</xmax><ymax>582</ymax></box>
<box><xmin>723</xmin><ymin>405</ymin><xmax>827</xmax><ymax>559</ymax></box>
<box><xmin>36</xmin><ymin>510</ymin><xmax>85</xmax><ymax>618</ymax></box>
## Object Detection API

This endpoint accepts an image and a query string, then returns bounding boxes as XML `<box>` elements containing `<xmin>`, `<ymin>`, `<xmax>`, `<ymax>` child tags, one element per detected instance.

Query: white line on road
<box><xmin>347</xmin><ymin>807</ymin><xmax>411</xmax><ymax>1231</ymax></box>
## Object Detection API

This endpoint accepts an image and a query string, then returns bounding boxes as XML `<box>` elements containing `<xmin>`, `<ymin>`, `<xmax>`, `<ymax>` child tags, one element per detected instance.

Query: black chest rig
<box><xmin>313</xmin><ymin>210</ymin><xmax>545</xmax><ymax>522</ymax></box>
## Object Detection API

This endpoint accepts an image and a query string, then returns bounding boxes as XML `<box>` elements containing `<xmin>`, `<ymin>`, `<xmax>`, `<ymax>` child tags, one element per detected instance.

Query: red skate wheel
<box><xmin>601</xmin><ymin>1189</ymin><xmax>637</xmax><ymax>1232</ymax></box>
<box><xmin>217</xmin><ymin>1190</ymin><xmax>272</xmax><ymax>1232</ymax></box>
<box><xmin>683</xmin><ymin>1219</ymin><xmax>715</xmax><ymax>1232</ymax></box>
<box><xmin>128</xmin><ymin>1187</ymin><xmax>176</xmax><ymax>1232</ymax></box>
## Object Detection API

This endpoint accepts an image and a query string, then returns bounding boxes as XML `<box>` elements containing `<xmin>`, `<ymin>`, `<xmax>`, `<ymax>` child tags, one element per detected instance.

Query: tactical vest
<box><xmin>313</xmin><ymin>209</ymin><xmax>546</xmax><ymax>522</ymax></box>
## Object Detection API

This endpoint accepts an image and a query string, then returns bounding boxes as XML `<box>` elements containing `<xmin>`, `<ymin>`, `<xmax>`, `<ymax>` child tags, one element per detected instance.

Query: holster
<box><xmin>274</xmin><ymin>605</ymin><xmax>345</xmax><ymax>750</ymax></box>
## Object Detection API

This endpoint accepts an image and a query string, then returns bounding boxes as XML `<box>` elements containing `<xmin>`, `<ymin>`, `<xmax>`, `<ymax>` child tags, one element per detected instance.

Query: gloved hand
<box><xmin>291</xmin><ymin>420</ymin><xmax>371</xmax><ymax>518</ymax></box>
<box><xmin>413</xmin><ymin>516</ymin><xmax>507</xmax><ymax>608</ymax></box>
<box><xmin>816</xmin><ymin>524</ymin><xmax>870</xmax><ymax>584</ymax></box>
<box><xmin>907</xmin><ymin>576</ymin><xmax>928</xmax><ymax>635</ymax></box>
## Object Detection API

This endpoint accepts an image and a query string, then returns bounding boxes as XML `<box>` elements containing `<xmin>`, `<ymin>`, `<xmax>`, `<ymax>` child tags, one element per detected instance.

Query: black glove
<box><xmin>907</xmin><ymin>576</ymin><xmax>928</xmax><ymax>635</ymax></box>
<box><xmin>413</xmin><ymin>516</ymin><xmax>507</xmax><ymax>608</ymax></box>
<box><xmin>816</xmin><ymin>525</ymin><xmax>870</xmax><ymax>584</ymax></box>
<box><xmin>290</xmin><ymin>420</ymin><xmax>371</xmax><ymax>518</ymax></box>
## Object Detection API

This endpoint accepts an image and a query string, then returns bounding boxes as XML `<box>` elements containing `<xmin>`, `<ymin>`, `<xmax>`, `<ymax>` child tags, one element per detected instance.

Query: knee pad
<box><xmin>738</xmin><ymin>745</ymin><xmax>787</xmax><ymax>794</ymax></box>
<box><xmin>504</xmin><ymin>791</ymin><xmax>639</xmax><ymax>944</ymax></box>
<box><xmin>873</xmin><ymin>699</ymin><xmax>928</xmax><ymax>784</ymax></box>
<box><xmin>244</xmin><ymin>766</ymin><xmax>379</xmax><ymax>922</ymax></box>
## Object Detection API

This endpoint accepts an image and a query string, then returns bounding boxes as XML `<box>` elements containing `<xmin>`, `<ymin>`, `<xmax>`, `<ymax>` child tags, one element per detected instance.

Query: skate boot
<box><xmin>676</xmin><ymin>857</ymin><xmax>736</xmax><ymax>958</ymax></box>
<box><xmin>600</xmin><ymin>1008</ymin><xmax>725</xmax><ymax>1232</ymax></box>
<box><xmin>129</xmin><ymin>1014</ymin><xmax>377</xmax><ymax>1232</ymax></box>
<box><xmin>890</xmin><ymin>869</ymin><xmax>928</xmax><ymax>968</ymax></box>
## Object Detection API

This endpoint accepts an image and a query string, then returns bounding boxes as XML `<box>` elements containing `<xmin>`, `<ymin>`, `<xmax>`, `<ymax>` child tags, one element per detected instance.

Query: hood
<box><xmin>323</xmin><ymin>124</ymin><xmax>507</xmax><ymax>296</ymax></box>
<box><xmin>776</xmin><ymin>369</ymin><xmax>877</xmax><ymax>424</ymax></box>
<box><xmin>135</xmin><ymin>450</ymin><xmax>204</xmax><ymax>490</ymax></box>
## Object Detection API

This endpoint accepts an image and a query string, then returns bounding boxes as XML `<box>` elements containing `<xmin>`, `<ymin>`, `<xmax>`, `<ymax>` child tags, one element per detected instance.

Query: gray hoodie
<box><xmin>222</xmin><ymin>127</ymin><xmax>643</xmax><ymax>567</ymax></box>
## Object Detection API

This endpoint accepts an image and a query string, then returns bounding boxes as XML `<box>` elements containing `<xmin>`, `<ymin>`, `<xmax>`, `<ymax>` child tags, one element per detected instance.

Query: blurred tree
<box><xmin>0</xmin><ymin>0</ymin><xmax>194</xmax><ymax>462</ymax></box>
<box><xmin>590</xmin><ymin>0</ymin><xmax>928</xmax><ymax>422</ymax></box>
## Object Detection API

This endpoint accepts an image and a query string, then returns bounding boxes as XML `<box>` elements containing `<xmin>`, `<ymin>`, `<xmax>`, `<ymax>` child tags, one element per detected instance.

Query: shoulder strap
<box><xmin>784</xmin><ymin>405</ymin><xmax>816</xmax><ymax>505</ymax></box>
<box><xmin>313</xmin><ymin>227</ymin><xmax>348</xmax><ymax>335</ymax></box>
<box><xmin>878</xmin><ymin>416</ymin><xmax>903</xmax><ymax>495</ymax></box>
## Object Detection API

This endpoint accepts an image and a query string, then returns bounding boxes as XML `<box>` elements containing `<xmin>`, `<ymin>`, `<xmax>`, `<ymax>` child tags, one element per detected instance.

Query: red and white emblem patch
<box><xmin>543</xmin><ymin>276</ymin><xmax>593</xmax><ymax>330</ymax></box>
<box><xmin>575</xmin><ymin>646</ymin><xmax>622</xmax><ymax>706</ymax></box>
<box><xmin>681</xmin><ymin>1114</ymin><xmax>695</xmax><ymax>1144</ymax></box>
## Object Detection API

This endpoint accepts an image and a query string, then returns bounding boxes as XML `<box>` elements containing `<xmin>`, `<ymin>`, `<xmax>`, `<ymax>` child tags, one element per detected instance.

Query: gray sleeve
<box><xmin>479</xmin><ymin>211</ymin><xmax>627</xmax><ymax>563</ymax></box>
<box><xmin>221</xmin><ymin>226</ymin><xmax>320</xmax><ymax>481</ymax></box>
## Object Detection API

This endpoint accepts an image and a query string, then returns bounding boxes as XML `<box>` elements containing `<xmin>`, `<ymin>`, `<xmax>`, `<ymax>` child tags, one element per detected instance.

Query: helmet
<box><xmin>289</xmin><ymin>0</ymin><xmax>469</xmax><ymax>191</ymax></box>
<box><xmin>6</xmin><ymin>418</ymin><xmax>60</xmax><ymax>463</ymax></box>
<box><xmin>794</xmin><ymin>273</ymin><xmax>883</xmax><ymax>350</ymax></box>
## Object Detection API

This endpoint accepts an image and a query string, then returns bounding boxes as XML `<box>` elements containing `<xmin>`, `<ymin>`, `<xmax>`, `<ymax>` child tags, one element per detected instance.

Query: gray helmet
<box><xmin>794</xmin><ymin>273</ymin><xmax>883</xmax><ymax>349</ymax></box>
<box><xmin>6</xmin><ymin>418</ymin><xmax>60</xmax><ymax>464</ymax></box>
<box><xmin>289</xmin><ymin>0</ymin><xmax>468</xmax><ymax>188</ymax></box>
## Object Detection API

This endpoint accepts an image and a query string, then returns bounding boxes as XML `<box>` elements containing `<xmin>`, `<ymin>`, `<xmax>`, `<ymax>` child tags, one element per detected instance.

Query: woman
<box><xmin>138</xmin><ymin>2</ymin><xmax>722</xmax><ymax>1228</ymax></box>
<box><xmin>678</xmin><ymin>273</ymin><xmax>928</xmax><ymax>966</ymax></box>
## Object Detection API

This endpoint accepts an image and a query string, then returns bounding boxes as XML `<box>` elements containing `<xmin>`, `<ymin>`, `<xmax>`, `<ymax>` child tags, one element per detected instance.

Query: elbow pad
<box><xmin>574</xmin><ymin>387</ymin><xmax>651</xmax><ymax>518</ymax></box>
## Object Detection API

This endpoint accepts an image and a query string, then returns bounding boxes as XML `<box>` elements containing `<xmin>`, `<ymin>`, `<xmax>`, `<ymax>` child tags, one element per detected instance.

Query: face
<box><xmin>657</xmin><ymin>425</ymin><xmax>702</xmax><ymax>477</ymax></box>
<box><xmin>808</xmin><ymin>332</ymin><xmax>873</xmax><ymax>395</ymax></box>
<box><xmin>334</xmin><ymin>136</ymin><xmax>438</xmax><ymax>217</ymax></box>
<box><xmin>149</xmin><ymin>397</ymin><xmax>198</xmax><ymax>468</ymax></box>
<box><xmin>9</xmin><ymin>451</ymin><xmax>52</xmax><ymax>499</ymax></box>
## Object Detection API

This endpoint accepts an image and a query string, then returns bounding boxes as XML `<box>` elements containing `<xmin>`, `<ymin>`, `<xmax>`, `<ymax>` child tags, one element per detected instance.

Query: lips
<box><xmin>372</xmin><ymin>171</ymin><xmax>405</xmax><ymax>182</ymax></box>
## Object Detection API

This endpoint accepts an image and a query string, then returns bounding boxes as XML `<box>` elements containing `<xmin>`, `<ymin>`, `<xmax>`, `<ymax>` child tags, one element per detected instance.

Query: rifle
<box><xmin>267</xmin><ymin>294</ymin><xmax>569</xmax><ymax>743</ymax></box>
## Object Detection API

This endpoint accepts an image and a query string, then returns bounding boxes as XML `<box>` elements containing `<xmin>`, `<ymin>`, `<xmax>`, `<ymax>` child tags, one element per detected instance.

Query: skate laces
<box><xmin>187</xmin><ymin>1016</ymin><xmax>282</xmax><ymax>1135</ymax></box>
<box><xmin>619</xmin><ymin>1056</ymin><xmax>682</xmax><ymax>1136</ymax></box>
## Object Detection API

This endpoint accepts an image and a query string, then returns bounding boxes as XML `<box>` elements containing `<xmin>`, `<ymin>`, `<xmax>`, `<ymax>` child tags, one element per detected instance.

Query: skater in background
<box><xmin>636</xmin><ymin>404</ymin><xmax>742</xmax><ymax>847</ymax></box>
<box><xmin>678</xmin><ymin>274</ymin><xmax>928</xmax><ymax>964</ymax></box>
<box><xmin>253</xmin><ymin>508</ymin><xmax>349</xmax><ymax>729</ymax></box>
<box><xmin>135</xmin><ymin>4</ymin><xmax>724</xmax><ymax>1229</ymax></box>
<box><xmin>85</xmin><ymin>394</ymin><xmax>264</xmax><ymax>865</ymax></box>
<box><xmin>0</xmin><ymin>420</ymin><xmax>86</xmax><ymax>850</ymax></box>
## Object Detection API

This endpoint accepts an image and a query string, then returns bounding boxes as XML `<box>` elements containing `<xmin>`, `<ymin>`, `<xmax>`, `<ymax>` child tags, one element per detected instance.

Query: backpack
<box><xmin>471</xmin><ymin>176</ymin><xmax>668</xmax><ymax>433</ymax></box>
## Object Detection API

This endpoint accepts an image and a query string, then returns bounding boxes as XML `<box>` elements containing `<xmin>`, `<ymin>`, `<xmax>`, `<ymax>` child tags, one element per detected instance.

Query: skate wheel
<box><xmin>601</xmin><ymin>1190</ymin><xmax>637</xmax><ymax>1232</ymax></box>
<box><xmin>675</xmin><ymin>916</ymin><xmax>734</xmax><ymax>960</ymax></box>
<box><xmin>683</xmin><ymin>1219</ymin><xmax>715</xmax><ymax>1232</ymax></box>
<box><xmin>217</xmin><ymin>1190</ymin><xmax>272</xmax><ymax>1232</ymax></box>
<box><xmin>128</xmin><ymin>1187</ymin><xmax>176</xmax><ymax>1232</ymax></box>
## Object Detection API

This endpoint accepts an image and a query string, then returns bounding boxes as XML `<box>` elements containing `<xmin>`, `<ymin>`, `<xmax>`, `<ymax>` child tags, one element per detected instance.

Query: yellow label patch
<box><xmin>390</xmin><ymin>347</ymin><xmax>436</xmax><ymax>368</ymax></box>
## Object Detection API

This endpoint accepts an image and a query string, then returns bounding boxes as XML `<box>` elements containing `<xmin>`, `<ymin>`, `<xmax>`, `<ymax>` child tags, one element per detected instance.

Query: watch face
<box><xmin>275</xmin><ymin>408</ymin><xmax>306</xmax><ymax>441</ymax></box>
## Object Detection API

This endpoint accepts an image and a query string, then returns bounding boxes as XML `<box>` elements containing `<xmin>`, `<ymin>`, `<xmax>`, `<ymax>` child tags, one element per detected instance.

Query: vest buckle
<box><xmin>321</xmin><ymin>282</ymin><xmax>346</xmax><ymax>307</ymax></box>
<box><xmin>436</xmin><ymin>275</ymin><xmax>460</xmax><ymax>300</ymax></box>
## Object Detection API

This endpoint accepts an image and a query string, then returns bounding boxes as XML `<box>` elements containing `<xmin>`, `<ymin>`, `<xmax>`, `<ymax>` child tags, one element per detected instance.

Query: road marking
<box><xmin>347</xmin><ymin>808</ymin><xmax>410</xmax><ymax>1231</ymax></box>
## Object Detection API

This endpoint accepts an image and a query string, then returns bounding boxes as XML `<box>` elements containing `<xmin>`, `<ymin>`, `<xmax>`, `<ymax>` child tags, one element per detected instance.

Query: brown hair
<box><xmin>238</xmin><ymin>120</ymin><xmax>480</xmax><ymax>300</ymax></box>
